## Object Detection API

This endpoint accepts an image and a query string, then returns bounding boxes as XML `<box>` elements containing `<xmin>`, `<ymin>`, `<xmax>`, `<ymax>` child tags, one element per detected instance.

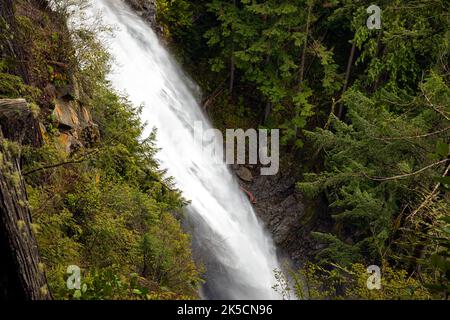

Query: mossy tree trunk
<box><xmin>0</xmin><ymin>99</ymin><xmax>50</xmax><ymax>300</ymax></box>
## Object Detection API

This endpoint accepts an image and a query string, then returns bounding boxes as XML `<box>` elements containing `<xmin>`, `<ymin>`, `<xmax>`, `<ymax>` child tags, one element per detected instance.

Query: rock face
<box><xmin>47</xmin><ymin>83</ymin><xmax>99</xmax><ymax>154</ymax></box>
<box><xmin>234</xmin><ymin>163</ymin><xmax>330</xmax><ymax>266</ymax></box>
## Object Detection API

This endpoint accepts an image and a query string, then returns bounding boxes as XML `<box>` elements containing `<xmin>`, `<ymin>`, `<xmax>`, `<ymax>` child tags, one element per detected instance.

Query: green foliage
<box><xmin>26</xmin><ymin>91</ymin><xmax>201</xmax><ymax>298</ymax></box>
<box><xmin>140</xmin><ymin>213</ymin><xmax>203</xmax><ymax>294</ymax></box>
<box><xmin>156</xmin><ymin>0</ymin><xmax>193</xmax><ymax>39</ymax></box>
<box><xmin>285</xmin><ymin>262</ymin><xmax>432</xmax><ymax>300</ymax></box>
<box><xmin>139</xmin><ymin>0</ymin><xmax>449</xmax><ymax>299</ymax></box>
<box><xmin>204</xmin><ymin>0</ymin><xmax>333</xmax><ymax>145</ymax></box>
<box><xmin>0</xmin><ymin>59</ymin><xmax>41</xmax><ymax>100</ymax></box>
<box><xmin>424</xmin><ymin>217</ymin><xmax>450</xmax><ymax>297</ymax></box>
<box><xmin>311</xmin><ymin>232</ymin><xmax>362</xmax><ymax>267</ymax></box>
<box><xmin>14</xmin><ymin>4</ymin><xmax>74</xmax><ymax>92</ymax></box>
<box><xmin>299</xmin><ymin>73</ymin><xmax>449</xmax><ymax>263</ymax></box>
<box><xmin>4</xmin><ymin>0</ymin><xmax>447</xmax><ymax>300</ymax></box>
<box><xmin>48</xmin><ymin>265</ymin><xmax>153</xmax><ymax>300</ymax></box>
<box><xmin>13</xmin><ymin>0</ymin><xmax>202</xmax><ymax>300</ymax></box>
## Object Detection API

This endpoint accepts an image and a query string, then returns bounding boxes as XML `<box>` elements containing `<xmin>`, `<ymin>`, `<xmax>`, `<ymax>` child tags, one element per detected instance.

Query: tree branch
<box><xmin>364</xmin><ymin>159</ymin><xmax>448</xmax><ymax>181</ymax></box>
<box><xmin>422</xmin><ymin>88</ymin><xmax>450</xmax><ymax>121</ymax></box>
<box><xmin>372</xmin><ymin>126</ymin><xmax>450</xmax><ymax>141</ymax></box>
<box><xmin>408</xmin><ymin>162</ymin><xmax>450</xmax><ymax>220</ymax></box>
<box><xmin>23</xmin><ymin>148</ymin><xmax>99</xmax><ymax>176</ymax></box>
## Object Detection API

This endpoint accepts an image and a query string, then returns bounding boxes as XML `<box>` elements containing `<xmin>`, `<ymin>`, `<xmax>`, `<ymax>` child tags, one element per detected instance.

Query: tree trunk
<box><xmin>229</xmin><ymin>0</ymin><xmax>236</xmax><ymax>95</ymax></box>
<box><xmin>229</xmin><ymin>46</ymin><xmax>235</xmax><ymax>95</ymax></box>
<box><xmin>0</xmin><ymin>99</ymin><xmax>50</xmax><ymax>300</ymax></box>
<box><xmin>338</xmin><ymin>39</ymin><xmax>356</xmax><ymax>119</ymax></box>
<box><xmin>299</xmin><ymin>1</ymin><xmax>313</xmax><ymax>86</ymax></box>
<box><xmin>263</xmin><ymin>101</ymin><xmax>272</xmax><ymax>125</ymax></box>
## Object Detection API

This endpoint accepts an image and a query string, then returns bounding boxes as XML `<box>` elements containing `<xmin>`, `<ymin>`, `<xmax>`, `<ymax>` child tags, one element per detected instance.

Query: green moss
<box><xmin>28</xmin><ymin>102</ymin><xmax>41</xmax><ymax>118</ymax></box>
<box><xmin>7</xmin><ymin>171</ymin><xmax>21</xmax><ymax>187</ymax></box>
<box><xmin>2</xmin><ymin>139</ymin><xmax>21</xmax><ymax>157</ymax></box>
<box><xmin>0</xmin><ymin>68</ymin><xmax>41</xmax><ymax>101</ymax></box>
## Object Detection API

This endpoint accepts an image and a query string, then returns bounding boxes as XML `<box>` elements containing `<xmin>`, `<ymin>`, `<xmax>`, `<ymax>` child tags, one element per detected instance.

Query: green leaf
<box><xmin>434</xmin><ymin>176</ymin><xmax>450</xmax><ymax>185</ymax></box>
<box><xmin>73</xmin><ymin>290</ymin><xmax>82</xmax><ymax>299</ymax></box>
<box><xmin>438</xmin><ymin>216</ymin><xmax>450</xmax><ymax>223</ymax></box>
<box><xmin>443</xmin><ymin>226</ymin><xmax>450</xmax><ymax>235</ymax></box>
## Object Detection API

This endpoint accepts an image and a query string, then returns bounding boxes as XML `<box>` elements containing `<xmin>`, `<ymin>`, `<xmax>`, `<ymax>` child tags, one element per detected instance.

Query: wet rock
<box><xmin>235</xmin><ymin>161</ymin><xmax>331</xmax><ymax>267</ymax></box>
<box><xmin>124</xmin><ymin>0</ymin><xmax>159</xmax><ymax>32</ymax></box>
<box><xmin>81</xmin><ymin>123</ymin><xmax>100</xmax><ymax>148</ymax></box>
<box><xmin>236</xmin><ymin>166</ymin><xmax>253</xmax><ymax>182</ymax></box>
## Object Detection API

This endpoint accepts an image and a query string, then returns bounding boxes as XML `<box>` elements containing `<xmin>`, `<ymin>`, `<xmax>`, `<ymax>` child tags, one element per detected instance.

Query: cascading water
<box><xmin>87</xmin><ymin>0</ymin><xmax>281</xmax><ymax>299</ymax></box>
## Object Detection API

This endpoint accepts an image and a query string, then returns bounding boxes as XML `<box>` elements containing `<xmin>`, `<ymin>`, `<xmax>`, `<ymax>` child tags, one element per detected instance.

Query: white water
<box><xmin>88</xmin><ymin>0</ymin><xmax>280</xmax><ymax>299</ymax></box>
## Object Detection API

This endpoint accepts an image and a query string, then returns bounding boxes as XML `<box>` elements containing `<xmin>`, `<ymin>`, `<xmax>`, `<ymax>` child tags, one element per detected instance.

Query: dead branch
<box><xmin>408</xmin><ymin>162</ymin><xmax>450</xmax><ymax>220</ymax></box>
<box><xmin>24</xmin><ymin>148</ymin><xmax>100</xmax><ymax>176</ymax></box>
<box><xmin>364</xmin><ymin>159</ymin><xmax>448</xmax><ymax>182</ymax></box>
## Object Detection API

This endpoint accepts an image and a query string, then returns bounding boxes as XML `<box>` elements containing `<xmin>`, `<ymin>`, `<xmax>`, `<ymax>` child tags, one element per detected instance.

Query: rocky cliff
<box><xmin>234</xmin><ymin>162</ymin><xmax>332</xmax><ymax>266</ymax></box>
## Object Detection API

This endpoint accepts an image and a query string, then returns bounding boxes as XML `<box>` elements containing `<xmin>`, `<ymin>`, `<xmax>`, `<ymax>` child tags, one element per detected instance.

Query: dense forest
<box><xmin>0</xmin><ymin>0</ymin><xmax>449</xmax><ymax>300</ymax></box>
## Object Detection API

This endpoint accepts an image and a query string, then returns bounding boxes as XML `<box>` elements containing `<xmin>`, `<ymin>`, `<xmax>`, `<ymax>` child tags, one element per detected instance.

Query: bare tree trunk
<box><xmin>229</xmin><ymin>0</ymin><xmax>236</xmax><ymax>95</ymax></box>
<box><xmin>0</xmin><ymin>99</ymin><xmax>50</xmax><ymax>300</ymax></box>
<box><xmin>263</xmin><ymin>101</ymin><xmax>272</xmax><ymax>125</ymax></box>
<box><xmin>229</xmin><ymin>43</ymin><xmax>235</xmax><ymax>94</ymax></box>
<box><xmin>338</xmin><ymin>39</ymin><xmax>356</xmax><ymax>118</ymax></box>
<box><xmin>299</xmin><ymin>1</ymin><xmax>313</xmax><ymax>86</ymax></box>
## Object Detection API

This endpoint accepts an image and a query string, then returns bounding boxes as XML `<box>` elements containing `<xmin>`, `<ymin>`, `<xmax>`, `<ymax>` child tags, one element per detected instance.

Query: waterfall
<box><xmin>87</xmin><ymin>0</ymin><xmax>281</xmax><ymax>299</ymax></box>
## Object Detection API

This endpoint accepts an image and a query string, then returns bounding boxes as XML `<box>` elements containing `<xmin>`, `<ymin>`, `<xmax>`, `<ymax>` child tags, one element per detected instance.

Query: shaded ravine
<box><xmin>87</xmin><ymin>0</ymin><xmax>281</xmax><ymax>299</ymax></box>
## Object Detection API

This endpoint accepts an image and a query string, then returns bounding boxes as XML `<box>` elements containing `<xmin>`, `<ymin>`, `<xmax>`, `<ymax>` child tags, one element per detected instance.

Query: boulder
<box><xmin>236</xmin><ymin>166</ymin><xmax>253</xmax><ymax>182</ymax></box>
